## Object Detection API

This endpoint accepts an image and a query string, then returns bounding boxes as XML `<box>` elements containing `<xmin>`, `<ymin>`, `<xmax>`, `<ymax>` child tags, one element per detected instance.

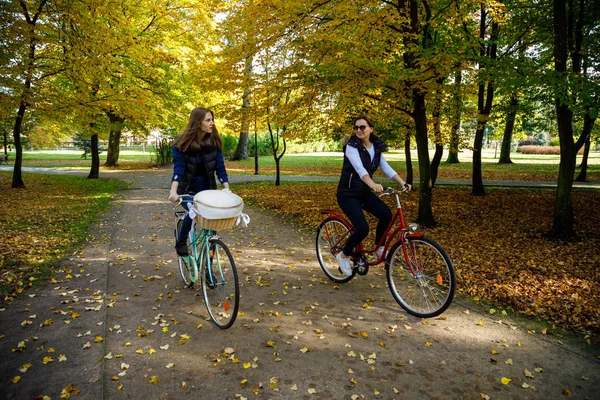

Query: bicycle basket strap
<box><xmin>236</xmin><ymin>213</ymin><xmax>250</xmax><ymax>227</ymax></box>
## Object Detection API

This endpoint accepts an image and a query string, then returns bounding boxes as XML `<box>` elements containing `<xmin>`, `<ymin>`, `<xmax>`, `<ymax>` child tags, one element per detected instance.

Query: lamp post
<box><xmin>254</xmin><ymin>117</ymin><xmax>259</xmax><ymax>175</ymax></box>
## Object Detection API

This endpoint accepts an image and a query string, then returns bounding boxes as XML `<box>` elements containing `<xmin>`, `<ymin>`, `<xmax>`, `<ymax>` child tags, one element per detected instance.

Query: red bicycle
<box><xmin>316</xmin><ymin>187</ymin><xmax>456</xmax><ymax>318</ymax></box>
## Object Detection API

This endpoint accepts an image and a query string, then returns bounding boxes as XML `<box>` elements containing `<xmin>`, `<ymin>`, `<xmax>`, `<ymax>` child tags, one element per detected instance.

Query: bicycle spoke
<box><xmin>316</xmin><ymin>218</ymin><xmax>354</xmax><ymax>283</ymax></box>
<box><xmin>202</xmin><ymin>239</ymin><xmax>239</xmax><ymax>329</ymax></box>
<box><xmin>387</xmin><ymin>237</ymin><xmax>455</xmax><ymax>318</ymax></box>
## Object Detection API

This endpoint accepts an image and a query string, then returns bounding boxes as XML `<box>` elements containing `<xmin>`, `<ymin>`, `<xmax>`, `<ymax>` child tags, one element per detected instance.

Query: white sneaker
<box><xmin>375</xmin><ymin>246</ymin><xmax>387</xmax><ymax>259</ymax></box>
<box><xmin>336</xmin><ymin>252</ymin><xmax>353</xmax><ymax>277</ymax></box>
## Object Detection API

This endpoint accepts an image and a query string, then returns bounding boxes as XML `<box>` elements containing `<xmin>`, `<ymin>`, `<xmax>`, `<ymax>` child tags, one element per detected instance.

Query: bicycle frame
<box><xmin>320</xmin><ymin>188</ymin><xmax>423</xmax><ymax>270</ymax></box>
<box><xmin>175</xmin><ymin>197</ymin><xmax>222</xmax><ymax>286</ymax></box>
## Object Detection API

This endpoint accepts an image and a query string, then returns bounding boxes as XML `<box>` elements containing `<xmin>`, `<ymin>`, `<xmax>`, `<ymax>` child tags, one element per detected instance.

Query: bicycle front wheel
<box><xmin>386</xmin><ymin>236</ymin><xmax>455</xmax><ymax>318</ymax></box>
<box><xmin>175</xmin><ymin>218</ymin><xmax>195</xmax><ymax>288</ymax></box>
<box><xmin>316</xmin><ymin>217</ymin><xmax>354</xmax><ymax>283</ymax></box>
<box><xmin>201</xmin><ymin>239</ymin><xmax>239</xmax><ymax>329</ymax></box>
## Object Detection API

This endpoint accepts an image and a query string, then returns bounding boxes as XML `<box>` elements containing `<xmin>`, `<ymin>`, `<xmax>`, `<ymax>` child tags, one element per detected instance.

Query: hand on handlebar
<box><xmin>370</xmin><ymin>183</ymin><xmax>384</xmax><ymax>193</ymax></box>
<box><xmin>403</xmin><ymin>183</ymin><xmax>412</xmax><ymax>192</ymax></box>
<box><xmin>168</xmin><ymin>191</ymin><xmax>179</xmax><ymax>203</ymax></box>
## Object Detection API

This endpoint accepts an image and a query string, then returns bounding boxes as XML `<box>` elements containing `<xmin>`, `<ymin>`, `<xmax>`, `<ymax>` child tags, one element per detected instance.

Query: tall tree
<box><xmin>217</xmin><ymin>0</ymin><xmax>470</xmax><ymax>226</ymax></box>
<box><xmin>549</xmin><ymin>0</ymin><xmax>599</xmax><ymax>239</ymax></box>
<box><xmin>470</xmin><ymin>4</ymin><xmax>499</xmax><ymax>196</ymax></box>
<box><xmin>4</xmin><ymin>0</ymin><xmax>56</xmax><ymax>188</ymax></box>
<box><xmin>446</xmin><ymin>68</ymin><xmax>463</xmax><ymax>164</ymax></box>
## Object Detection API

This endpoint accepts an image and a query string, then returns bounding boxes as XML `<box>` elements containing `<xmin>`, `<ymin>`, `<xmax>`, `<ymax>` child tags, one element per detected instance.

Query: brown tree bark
<box><xmin>231</xmin><ymin>57</ymin><xmax>253</xmax><ymax>161</ymax></box>
<box><xmin>11</xmin><ymin>102</ymin><xmax>26</xmax><ymax>188</ymax></box>
<box><xmin>575</xmin><ymin>136</ymin><xmax>590</xmax><ymax>182</ymax></box>
<box><xmin>404</xmin><ymin>137</ymin><xmax>413</xmax><ymax>186</ymax></box>
<box><xmin>105</xmin><ymin>112</ymin><xmax>125</xmax><ymax>167</ymax></box>
<box><xmin>430</xmin><ymin>79</ymin><xmax>444</xmax><ymax>187</ymax></box>
<box><xmin>499</xmin><ymin>96</ymin><xmax>518</xmax><ymax>164</ymax></box>
<box><xmin>413</xmin><ymin>89</ymin><xmax>434</xmax><ymax>226</ymax></box>
<box><xmin>88</xmin><ymin>133</ymin><xmax>100</xmax><ymax>179</ymax></box>
<box><xmin>446</xmin><ymin>69</ymin><xmax>462</xmax><ymax>164</ymax></box>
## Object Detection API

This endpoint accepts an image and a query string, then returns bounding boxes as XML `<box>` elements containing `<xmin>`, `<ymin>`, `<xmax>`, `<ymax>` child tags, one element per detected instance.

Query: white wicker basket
<box><xmin>193</xmin><ymin>189</ymin><xmax>243</xmax><ymax>231</ymax></box>
<box><xmin>195</xmin><ymin>215</ymin><xmax>238</xmax><ymax>231</ymax></box>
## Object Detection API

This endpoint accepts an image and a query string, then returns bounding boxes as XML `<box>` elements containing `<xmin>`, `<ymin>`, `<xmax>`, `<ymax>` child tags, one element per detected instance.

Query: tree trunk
<box><xmin>471</xmin><ymin>9</ymin><xmax>498</xmax><ymax>196</ymax></box>
<box><xmin>414</xmin><ymin>90</ymin><xmax>434</xmax><ymax>227</ymax></box>
<box><xmin>431</xmin><ymin>145</ymin><xmax>443</xmax><ymax>188</ymax></box>
<box><xmin>472</xmin><ymin>121</ymin><xmax>485</xmax><ymax>195</ymax></box>
<box><xmin>549</xmin><ymin>0</ymin><xmax>575</xmax><ymax>239</ymax></box>
<box><xmin>232</xmin><ymin>132</ymin><xmax>249</xmax><ymax>161</ymax></box>
<box><xmin>499</xmin><ymin>96</ymin><xmax>518</xmax><ymax>164</ymax></box>
<box><xmin>88</xmin><ymin>133</ymin><xmax>100</xmax><ymax>179</ymax></box>
<box><xmin>105</xmin><ymin>112</ymin><xmax>124</xmax><ymax>167</ymax></box>
<box><xmin>231</xmin><ymin>57</ymin><xmax>253</xmax><ymax>161</ymax></box>
<box><xmin>11</xmin><ymin>103</ymin><xmax>26</xmax><ymax>189</ymax></box>
<box><xmin>268</xmin><ymin>123</ymin><xmax>286</xmax><ymax>186</ymax></box>
<box><xmin>3</xmin><ymin>128</ymin><xmax>8</xmax><ymax>154</ymax></box>
<box><xmin>575</xmin><ymin>135</ymin><xmax>590</xmax><ymax>182</ymax></box>
<box><xmin>446</xmin><ymin>69</ymin><xmax>462</xmax><ymax>164</ymax></box>
<box><xmin>430</xmin><ymin>79</ymin><xmax>444</xmax><ymax>187</ymax></box>
<box><xmin>404</xmin><ymin>137</ymin><xmax>413</xmax><ymax>186</ymax></box>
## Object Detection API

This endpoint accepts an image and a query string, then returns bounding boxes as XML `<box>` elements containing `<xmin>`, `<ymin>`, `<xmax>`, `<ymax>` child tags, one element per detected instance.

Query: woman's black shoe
<box><xmin>175</xmin><ymin>242</ymin><xmax>189</xmax><ymax>256</ymax></box>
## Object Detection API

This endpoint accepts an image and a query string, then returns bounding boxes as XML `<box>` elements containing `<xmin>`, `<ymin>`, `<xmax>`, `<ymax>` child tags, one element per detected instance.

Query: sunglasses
<box><xmin>354</xmin><ymin>125</ymin><xmax>368</xmax><ymax>131</ymax></box>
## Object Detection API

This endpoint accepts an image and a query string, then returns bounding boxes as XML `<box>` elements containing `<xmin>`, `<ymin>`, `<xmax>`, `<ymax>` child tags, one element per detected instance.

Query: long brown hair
<box><xmin>174</xmin><ymin>107</ymin><xmax>223</xmax><ymax>153</ymax></box>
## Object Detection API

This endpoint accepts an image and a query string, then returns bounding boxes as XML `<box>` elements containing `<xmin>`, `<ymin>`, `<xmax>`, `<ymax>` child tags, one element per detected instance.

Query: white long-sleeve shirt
<box><xmin>345</xmin><ymin>144</ymin><xmax>397</xmax><ymax>179</ymax></box>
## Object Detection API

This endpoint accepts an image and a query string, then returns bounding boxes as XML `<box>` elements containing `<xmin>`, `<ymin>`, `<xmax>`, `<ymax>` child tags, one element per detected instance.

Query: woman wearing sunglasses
<box><xmin>335</xmin><ymin>115</ymin><xmax>411</xmax><ymax>276</ymax></box>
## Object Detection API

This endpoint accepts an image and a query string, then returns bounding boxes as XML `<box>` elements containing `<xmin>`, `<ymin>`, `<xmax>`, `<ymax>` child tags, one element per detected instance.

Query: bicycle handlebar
<box><xmin>173</xmin><ymin>194</ymin><xmax>194</xmax><ymax>210</ymax></box>
<box><xmin>379</xmin><ymin>186</ymin><xmax>410</xmax><ymax>198</ymax></box>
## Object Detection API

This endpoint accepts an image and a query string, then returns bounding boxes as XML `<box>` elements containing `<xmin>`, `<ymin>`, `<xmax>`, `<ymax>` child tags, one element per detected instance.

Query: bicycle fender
<box><xmin>406</xmin><ymin>233</ymin><xmax>424</xmax><ymax>239</ymax></box>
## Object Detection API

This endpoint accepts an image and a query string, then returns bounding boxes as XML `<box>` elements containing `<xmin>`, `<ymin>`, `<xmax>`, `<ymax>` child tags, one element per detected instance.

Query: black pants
<box><xmin>337</xmin><ymin>192</ymin><xmax>392</xmax><ymax>256</ymax></box>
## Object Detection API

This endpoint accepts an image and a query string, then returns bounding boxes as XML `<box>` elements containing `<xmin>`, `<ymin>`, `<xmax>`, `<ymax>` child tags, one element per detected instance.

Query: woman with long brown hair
<box><xmin>168</xmin><ymin>107</ymin><xmax>230</xmax><ymax>256</ymax></box>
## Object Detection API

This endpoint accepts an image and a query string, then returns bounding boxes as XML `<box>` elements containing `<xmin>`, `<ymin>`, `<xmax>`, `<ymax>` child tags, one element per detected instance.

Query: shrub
<box><xmin>518</xmin><ymin>145</ymin><xmax>583</xmax><ymax>154</ymax></box>
<box><xmin>221</xmin><ymin>134</ymin><xmax>238</xmax><ymax>157</ymax></box>
<box><xmin>548</xmin><ymin>137</ymin><xmax>560</xmax><ymax>146</ymax></box>
<box><xmin>152</xmin><ymin>138</ymin><xmax>173</xmax><ymax>166</ymax></box>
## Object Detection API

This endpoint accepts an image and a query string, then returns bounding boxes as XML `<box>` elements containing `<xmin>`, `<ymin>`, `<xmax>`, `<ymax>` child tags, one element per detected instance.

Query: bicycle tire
<box><xmin>201</xmin><ymin>238</ymin><xmax>239</xmax><ymax>329</ymax></box>
<box><xmin>316</xmin><ymin>217</ymin><xmax>354</xmax><ymax>283</ymax></box>
<box><xmin>175</xmin><ymin>218</ymin><xmax>195</xmax><ymax>288</ymax></box>
<box><xmin>386</xmin><ymin>236</ymin><xmax>455</xmax><ymax>318</ymax></box>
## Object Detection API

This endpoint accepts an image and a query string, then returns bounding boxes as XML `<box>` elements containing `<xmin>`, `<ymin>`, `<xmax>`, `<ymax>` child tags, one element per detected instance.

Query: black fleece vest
<box><xmin>337</xmin><ymin>135</ymin><xmax>386</xmax><ymax>197</ymax></box>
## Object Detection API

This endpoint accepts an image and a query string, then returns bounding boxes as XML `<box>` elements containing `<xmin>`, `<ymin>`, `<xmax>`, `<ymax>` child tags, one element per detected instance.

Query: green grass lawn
<box><xmin>3</xmin><ymin>148</ymin><xmax>599</xmax><ymax>182</ymax></box>
<box><xmin>228</xmin><ymin>149</ymin><xmax>600</xmax><ymax>182</ymax></box>
<box><xmin>4</xmin><ymin>149</ymin><xmax>154</xmax><ymax>169</ymax></box>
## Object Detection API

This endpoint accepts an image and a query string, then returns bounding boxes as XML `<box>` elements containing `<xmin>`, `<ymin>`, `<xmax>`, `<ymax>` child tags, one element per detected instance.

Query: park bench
<box><xmin>0</xmin><ymin>154</ymin><xmax>8</xmax><ymax>164</ymax></box>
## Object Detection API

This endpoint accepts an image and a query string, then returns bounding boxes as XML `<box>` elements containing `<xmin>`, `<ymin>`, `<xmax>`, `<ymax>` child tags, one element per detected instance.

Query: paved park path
<box><xmin>0</xmin><ymin>167</ymin><xmax>598</xmax><ymax>399</ymax></box>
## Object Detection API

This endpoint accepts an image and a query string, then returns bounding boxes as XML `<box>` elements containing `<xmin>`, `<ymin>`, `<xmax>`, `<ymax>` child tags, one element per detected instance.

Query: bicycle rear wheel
<box><xmin>201</xmin><ymin>238</ymin><xmax>239</xmax><ymax>329</ymax></box>
<box><xmin>175</xmin><ymin>219</ymin><xmax>195</xmax><ymax>288</ymax></box>
<box><xmin>386</xmin><ymin>236</ymin><xmax>455</xmax><ymax>318</ymax></box>
<box><xmin>316</xmin><ymin>217</ymin><xmax>354</xmax><ymax>283</ymax></box>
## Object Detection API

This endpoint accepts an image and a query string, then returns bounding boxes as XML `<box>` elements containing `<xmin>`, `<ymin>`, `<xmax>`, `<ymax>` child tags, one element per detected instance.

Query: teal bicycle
<box><xmin>174</xmin><ymin>195</ymin><xmax>240</xmax><ymax>329</ymax></box>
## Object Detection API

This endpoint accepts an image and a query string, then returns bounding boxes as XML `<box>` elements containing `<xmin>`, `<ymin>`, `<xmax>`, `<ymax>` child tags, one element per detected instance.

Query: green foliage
<box><xmin>248</xmin><ymin>134</ymin><xmax>275</xmax><ymax>156</ymax></box>
<box><xmin>221</xmin><ymin>134</ymin><xmax>238</xmax><ymax>157</ymax></box>
<box><xmin>72</xmin><ymin>132</ymin><xmax>103</xmax><ymax>159</ymax></box>
<box><xmin>152</xmin><ymin>138</ymin><xmax>173</xmax><ymax>167</ymax></box>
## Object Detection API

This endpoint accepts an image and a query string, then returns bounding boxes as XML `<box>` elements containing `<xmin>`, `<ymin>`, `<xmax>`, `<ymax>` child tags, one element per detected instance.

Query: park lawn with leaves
<box><xmin>0</xmin><ymin>172</ymin><xmax>126</xmax><ymax>299</ymax></box>
<box><xmin>234</xmin><ymin>182</ymin><xmax>600</xmax><ymax>336</ymax></box>
<box><xmin>226</xmin><ymin>152</ymin><xmax>600</xmax><ymax>182</ymax></box>
<box><xmin>7</xmin><ymin>150</ymin><xmax>155</xmax><ymax>170</ymax></box>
